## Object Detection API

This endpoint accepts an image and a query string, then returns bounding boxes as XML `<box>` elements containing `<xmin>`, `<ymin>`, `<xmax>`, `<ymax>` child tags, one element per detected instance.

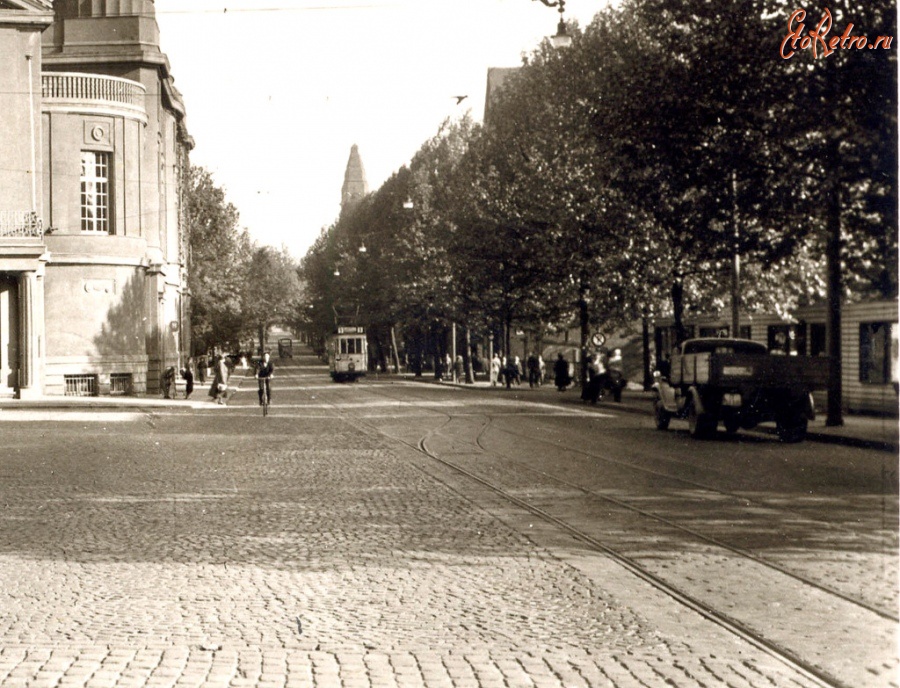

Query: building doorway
<box><xmin>0</xmin><ymin>275</ymin><xmax>19</xmax><ymax>396</ymax></box>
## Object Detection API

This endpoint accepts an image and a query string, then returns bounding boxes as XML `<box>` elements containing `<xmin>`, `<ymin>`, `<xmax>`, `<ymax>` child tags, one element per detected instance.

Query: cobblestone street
<box><xmin>0</xmin><ymin>364</ymin><xmax>893</xmax><ymax>686</ymax></box>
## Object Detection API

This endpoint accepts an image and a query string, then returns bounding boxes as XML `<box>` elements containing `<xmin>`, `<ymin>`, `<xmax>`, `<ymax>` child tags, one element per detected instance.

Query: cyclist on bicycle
<box><xmin>255</xmin><ymin>351</ymin><xmax>274</xmax><ymax>406</ymax></box>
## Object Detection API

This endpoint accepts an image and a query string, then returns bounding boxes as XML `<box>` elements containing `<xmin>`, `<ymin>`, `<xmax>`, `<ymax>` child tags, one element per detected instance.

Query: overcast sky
<box><xmin>154</xmin><ymin>0</ymin><xmax>608</xmax><ymax>259</ymax></box>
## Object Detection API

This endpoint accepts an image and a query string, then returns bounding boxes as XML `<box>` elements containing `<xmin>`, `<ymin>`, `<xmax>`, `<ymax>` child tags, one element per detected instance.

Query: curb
<box><xmin>402</xmin><ymin>376</ymin><xmax>898</xmax><ymax>452</ymax></box>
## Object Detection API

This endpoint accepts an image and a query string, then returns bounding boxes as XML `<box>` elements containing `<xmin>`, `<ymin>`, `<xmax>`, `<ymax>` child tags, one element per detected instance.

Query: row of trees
<box><xmin>291</xmin><ymin>1</ymin><xmax>895</xmax><ymax>425</ymax></box>
<box><xmin>186</xmin><ymin>166</ymin><xmax>305</xmax><ymax>356</ymax></box>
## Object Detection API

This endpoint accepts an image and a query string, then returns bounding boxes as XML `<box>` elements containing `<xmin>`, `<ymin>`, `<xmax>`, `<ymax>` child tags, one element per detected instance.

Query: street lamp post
<box><xmin>533</xmin><ymin>0</ymin><xmax>572</xmax><ymax>48</ymax></box>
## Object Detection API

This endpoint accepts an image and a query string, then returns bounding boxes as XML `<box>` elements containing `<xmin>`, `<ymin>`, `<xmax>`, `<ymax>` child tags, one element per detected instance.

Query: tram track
<box><xmin>238</xmin><ymin>367</ymin><xmax>894</xmax><ymax>687</ymax></box>
<box><xmin>318</xmin><ymin>381</ymin><xmax>895</xmax><ymax>688</ymax></box>
<box><xmin>411</xmin><ymin>437</ymin><xmax>848</xmax><ymax>688</ymax></box>
<box><xmin>473</xmin><ymin>414</ymin><xmax>899</xmax><ymax>622</ymax></box>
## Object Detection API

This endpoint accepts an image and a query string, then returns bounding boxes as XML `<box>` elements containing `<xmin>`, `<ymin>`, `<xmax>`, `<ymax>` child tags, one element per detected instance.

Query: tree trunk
<box><xmin>504</xmin><ymin>315</ymin><xmax>512</xmax><ymax>363</ymax></box>
<box><xmin>579</xmin><ymin>289</ymin><xmax>590</xmax><ymax>387</ymax></box>
<box><xmin>390</xmin><ymin>325</ymin><xmax>401</xmax><ymax>374</ymax></box>
<box><xmin>642</xmin><ymin>314</ymin><xmax>652</xmax><ymax>390</ymax></box>
<box><xmin>826</xmin><ymin>173</ymin><xmax>843</xmax><ymax>426</ymax></box>
<box><xmin>672</xmin><ymin>279</ymin><xmax>686</xmax><ymax>345</ymax></box>
<box><xmin>463</xmin><ymin>325</ymin><xmax>474</xmax><ymax>383</ymax></box>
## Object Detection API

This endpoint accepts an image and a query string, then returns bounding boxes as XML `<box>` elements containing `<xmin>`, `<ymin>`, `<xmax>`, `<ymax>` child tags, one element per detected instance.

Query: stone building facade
<box><xmin>0</xmin><ymin>0</ymin><xmax>191</xmax><ymax>397</ymax></box>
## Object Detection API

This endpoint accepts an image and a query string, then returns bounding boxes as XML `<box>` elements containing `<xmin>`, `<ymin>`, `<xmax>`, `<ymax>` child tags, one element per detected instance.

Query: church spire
<box><xmin>341</xmin><ymin>144</ymin><xmax>369</xmax><ymax>213</ymax></box>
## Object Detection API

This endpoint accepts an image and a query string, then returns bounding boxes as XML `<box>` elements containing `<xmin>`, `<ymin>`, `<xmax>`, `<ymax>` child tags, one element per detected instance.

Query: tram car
<box><xmin>327</xmin><ymin>326</ymin><xmax>368</xmax><ymax>382</ymax></box>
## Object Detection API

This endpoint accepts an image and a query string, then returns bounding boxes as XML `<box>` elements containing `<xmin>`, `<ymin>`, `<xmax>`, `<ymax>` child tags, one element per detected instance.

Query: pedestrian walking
<box><xmin>210</xmin><ymin>354</ymin><xmax>229</xmax><ymax>404</ymax></box>
<box><xmin>196</xmin><ymin>355</ymin><xmax>206</xmax><ymax>384</ymax></box>
<box><xmin>526</xmin><ymin>352</ymin><xmax>541</xmax><ymax>388</ymax></box>
<box><xmin>607</xmin><ymin>347</ymin><xmax>625</xmax><ymax>402</ymax></box>
<box><xmin>454</xmin><ymin>355</ymin><xmax>464</xmax><ymax>383</ymax></box>
<box><xmin>538</xmin><ymin>354</ymin><xmax>546</xmax><ymax>386</ymax></box>
<box><xmin>161</xmin><ymin>366</ymin><xmax>176</xmax><ymax>399</ymax></box>
<box><xmin>181</xmin><ymin>357</ymin><xmax>195</xmax><ymax>399</ymax></box>
<box><xmin>554</xmin><ymin>352</ymin><xmax>570</xmax><ymax>392</ymax></box>
<box><xmin>582</xmin><ymin>354</ymin><xmax>605</xmax><ymax>404</ymax></box>
<box><xmin>503</xmin><ymin>356</ymin><xmax>519</xmax><ymax>389</ymax></box>
<box><xmin>490</xmin><ymin>353</ymin><xmax>501</xmax><ymax>386</ymax></box>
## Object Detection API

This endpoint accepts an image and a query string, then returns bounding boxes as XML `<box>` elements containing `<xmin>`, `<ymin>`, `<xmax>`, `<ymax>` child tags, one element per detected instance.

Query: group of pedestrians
<box><xmin>155</xmin><ymin>349</ymin><xmax>275</xmax><ymax>406</ymax></box>
<box><xmin>435</xmin><ymin>354</ymin><xmax>466</xmax><ymax>383</ymax></box>
<box><xmin>580</xmin><ymin>348</ymin><xmax>625</xmax><ymax>404</ymax></box>
<box><xmin>549</xmin><ymin>349</ymin><xmax>626</xmax><ymax>403</ymax></box>
<box><xmin>489</xmin><ymin>353</ymin><xmax>547</xmax><ymax>389</ymax></box>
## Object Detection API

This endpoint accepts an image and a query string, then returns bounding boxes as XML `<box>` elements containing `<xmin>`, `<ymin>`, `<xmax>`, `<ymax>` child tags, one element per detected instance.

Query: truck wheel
<box><xmin>688</xmin><ymin>402</ymin><xmax>716</xmax><ymax>439</ymax></box>
<box><xmin>776</xmin><ymin>414</ymin><xmax>808</xmax><ymax>443</ymax></box>
<box><xmin>654</xmin><ymin>399</ymin><xmax>672</xmax><ymax>430</ymax></box>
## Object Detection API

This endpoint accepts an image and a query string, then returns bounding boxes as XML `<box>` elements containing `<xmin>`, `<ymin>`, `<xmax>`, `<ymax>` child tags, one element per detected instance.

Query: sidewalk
<box><xmin>405</xmin><ymin>374</ymin><xmax>900</xmax><ymax>452</ymax></box>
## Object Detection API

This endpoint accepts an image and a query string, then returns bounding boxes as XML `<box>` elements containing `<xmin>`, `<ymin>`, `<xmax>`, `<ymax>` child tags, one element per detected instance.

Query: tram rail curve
<box><xmin>320</xmin><ymin>381</ymin><xmax>892</xmax><ymax>688</ymax></box>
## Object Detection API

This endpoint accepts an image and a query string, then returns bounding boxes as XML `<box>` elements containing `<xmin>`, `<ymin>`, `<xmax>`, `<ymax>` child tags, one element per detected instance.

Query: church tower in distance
<box><xmin>340</xmin><ymin>144</ymin><xmax>369</xmax><ymax>214</ymax></box>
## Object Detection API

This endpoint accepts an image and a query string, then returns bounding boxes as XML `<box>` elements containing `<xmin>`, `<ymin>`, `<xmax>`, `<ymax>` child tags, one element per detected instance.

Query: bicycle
<box><xmin>258</xmin><ymin>376</ymin><xmax>271</xmax><ymax>416</ymax></box>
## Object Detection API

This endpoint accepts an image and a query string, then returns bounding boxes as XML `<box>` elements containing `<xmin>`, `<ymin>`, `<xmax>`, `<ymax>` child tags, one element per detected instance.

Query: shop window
<box><xmin>859</xmin><ymin>322</ymin><xmax>895</xmax><ymax>384</ymax></box>
<box><xmin>81</xmin><ymin>151</ymin><xmax>111</xmax><ymax>233</ymax></box>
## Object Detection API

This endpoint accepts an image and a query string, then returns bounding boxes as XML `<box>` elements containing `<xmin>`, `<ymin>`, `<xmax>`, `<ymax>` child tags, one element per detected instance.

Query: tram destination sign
<box><xmin>337</xmin><ymin>326</ymin><xmax>365</xmax><ymax>334</ymax></box>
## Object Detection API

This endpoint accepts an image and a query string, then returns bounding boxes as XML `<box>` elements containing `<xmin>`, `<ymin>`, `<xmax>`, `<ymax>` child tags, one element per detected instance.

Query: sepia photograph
<box><xmin>0</xmin><ymin>0</ymin><xmax>896</xmax><ymax>686</ymax></box>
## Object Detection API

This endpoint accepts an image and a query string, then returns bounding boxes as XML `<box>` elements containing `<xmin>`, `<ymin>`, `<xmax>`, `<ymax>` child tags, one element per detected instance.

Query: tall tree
<box><xmin>186</xmin><ymin>166</ymin><xmax>252</xmax><ymax>353</ymax></box>
<box><xmin>242</xmin><ymin>245</ymin><xmax>303</xmax><ymax>354</ymax></box>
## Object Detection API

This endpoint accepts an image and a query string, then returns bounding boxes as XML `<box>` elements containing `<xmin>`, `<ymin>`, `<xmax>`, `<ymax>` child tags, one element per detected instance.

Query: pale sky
<box><xmin>154</xmin><ymin>0</ymin><xmax>607</xmax><ymax>259</ymax></box>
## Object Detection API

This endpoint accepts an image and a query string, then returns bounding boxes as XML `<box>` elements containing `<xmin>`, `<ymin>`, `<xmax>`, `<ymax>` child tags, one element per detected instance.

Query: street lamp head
<box><xmin>358</xmin><ymin>242</ymin><xmax>367</xmax><ymax>253</ymax></box>
<box><xmin>551</xmin><ymin>18</ymin><xmax>572</xmax><ymax>48</ymax></box>
<box><xmin>333</xmin><ymin>268</ymin><xmax>340</xmax><ymax>277</ymax></box>
<box><xmin>533</xmin><ymin>0</ymin><xmax>571</xmax><ymax>49</ymax></box>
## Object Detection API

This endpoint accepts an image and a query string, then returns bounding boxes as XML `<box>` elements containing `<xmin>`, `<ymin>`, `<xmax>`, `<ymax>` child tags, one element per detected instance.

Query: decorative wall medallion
<box><xmin>83</xmin><ymin>121</ymin><xmax>112</xmax><ymax>148</ymax></box>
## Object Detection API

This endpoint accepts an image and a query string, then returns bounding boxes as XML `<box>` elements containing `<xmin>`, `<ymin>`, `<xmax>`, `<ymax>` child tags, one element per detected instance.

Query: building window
<box><xmin>65</xmin><ymin>374</ymin><xmax>98</xmax><ymax>397</ymax></box>
<box><xmin>809</xmin><ymin>323</ymin><xmax>827</xmax><ymax>356</ymax></box>
<box><xmin>768</xmin><ymin>324</ymin><xmax>800</xmax><ymax>355</ymax></box>
<box><xmin>859</xmin><ymin>322</ymin><xmax>895</xmax><ymax>384</ymax></box>
<box><xmin>81</xmin><ymin>151</ymin><xmax>111</xmax><ymax>233</ymax></box>
<box><xmin>699</xmin><ymin>326</ymin><xmax>729</xmax><ymax>338</ymax></box>
<box><xmin>110</xmin><ymin>373</ymin><xmax>133</xmax><ymax>396</ymax></box>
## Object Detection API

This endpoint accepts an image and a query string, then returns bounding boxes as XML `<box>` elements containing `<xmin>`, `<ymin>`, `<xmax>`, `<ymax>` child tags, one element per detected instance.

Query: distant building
<box><xmin>0</xmin><ymin>0</ymin><xmax>192</xmax><ymax>397</ymax></box>
<box><xmin>340</xmin><ymin>144</ymin><xmax>369</xmax><ymax>214</ymax></box>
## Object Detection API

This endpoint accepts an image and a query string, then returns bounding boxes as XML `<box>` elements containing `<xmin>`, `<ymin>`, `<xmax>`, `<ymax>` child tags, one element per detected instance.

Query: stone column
<box><xmin>17</xmin><ymin>269</ymin><xmax>44</xmax><ymax>399</ymax></box>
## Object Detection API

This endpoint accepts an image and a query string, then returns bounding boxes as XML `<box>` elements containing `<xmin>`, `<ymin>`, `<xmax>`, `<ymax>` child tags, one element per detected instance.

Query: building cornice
<box><xmin>0</xmin><ymin>10</ymin><xmax>53</xmax><ymax>27</ymax></box>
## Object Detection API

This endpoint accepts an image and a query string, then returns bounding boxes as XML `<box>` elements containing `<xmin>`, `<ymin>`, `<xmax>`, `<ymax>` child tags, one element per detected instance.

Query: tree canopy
<box><xmin>295</xmin><ymin>0</ymin><xmax>895</xmax><ymax>392</ymax></box>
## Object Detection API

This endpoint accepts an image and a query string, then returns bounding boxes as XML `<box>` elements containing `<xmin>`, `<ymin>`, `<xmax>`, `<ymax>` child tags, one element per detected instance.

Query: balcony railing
<box><xmin>0</xmin><ymin>211</ymin><xmax>44</xmax><ymax>238</ymax></box>
<box><xmin>42</xmin><ymin>72</ymin><xmax>146</xmax><ymax>110</ymax></box>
